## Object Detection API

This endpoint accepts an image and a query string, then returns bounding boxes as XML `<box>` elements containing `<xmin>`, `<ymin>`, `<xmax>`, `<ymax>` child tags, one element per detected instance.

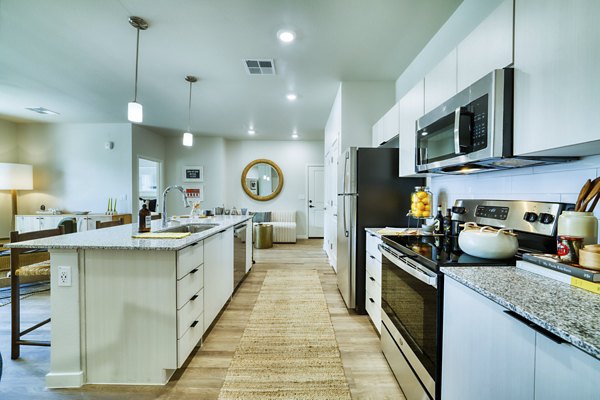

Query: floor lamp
<box><xmin>0</xmin><ymin>163</ymin><xmax>33</xmax><ymax>233</ymax></box>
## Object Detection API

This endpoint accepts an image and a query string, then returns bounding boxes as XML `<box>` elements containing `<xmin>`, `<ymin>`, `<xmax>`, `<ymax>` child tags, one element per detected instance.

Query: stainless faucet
<box><xmin>162</xmin><ymin>185</ymin><xmax>191</xmax><ymax>227</ymax></box>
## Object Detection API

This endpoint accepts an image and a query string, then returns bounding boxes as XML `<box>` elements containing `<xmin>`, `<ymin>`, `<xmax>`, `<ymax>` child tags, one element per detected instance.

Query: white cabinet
<box><xmin>324</xmin><ymin>142</ymin><xmax>338</xmax><ymax>267</ymax></box>
<box><xmin>513</xmin><ymin>0</ymin><xmax>600</xmax><ymax>157</ymax></box>
<box><xmin>76</xmin><ymin>215</ymin><xmax>113</xmax><ymax>231</ymax></box>
<box><xmin>15</xmin><ymin>215</ymin><xmax>63</xmax><ymax>232</ymax></box>
<box><xmin>245</xmin><ymin>222</ymin><xmax>252</xmax><ymax>273</ymax></box>
<box><xmin>424</xmin><ymin>49</ymin><xmax>457</xmax><ymax>114</ymax></box>
<box><xmin>365</xmin><ymin>232</ymin><xmax>382</xmax><ymax>334</ymax></box>
<box><xmin>372</xmin><ymin>103</ymin><xmax>400</xmax><ymax>147</ymax></box>
<box><xmin>371</xmin><ymin>119</ymin><xmax>383</xmax><ymax>148</ymax></box>
<box><xmin>442</xmin><ymin>277</ymin><xmax>536</xmax><ymax>400</ymax></box>
<box><xmin>443</xmin><ymin>276</ymin><xmax>600</xmax><ymax>400</ymax></box>
<box><xmin>534</xmin><ymin>333</ymin><xmax>600</xmax><ymax>400</ymax></box>
<box><xmin>398</xmin><ymin>80</ymin><xmax>425</xmax><ymax>177</ymax></box>
<box><xmin>203</xmin><ymin>227</ymin><xmax>234</xmax><ymax>332</ymax></box>
<box><xmin>457</xmin><ymin>0</ymin><xmax>513</xmax><ymax>92</ymax></box>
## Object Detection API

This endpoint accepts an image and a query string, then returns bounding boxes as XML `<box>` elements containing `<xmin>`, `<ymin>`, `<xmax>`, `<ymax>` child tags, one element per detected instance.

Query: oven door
<box><xmin>379</xmin><ymin>243</ymin><xmax>439</xmax><ymax>400</ymax></box>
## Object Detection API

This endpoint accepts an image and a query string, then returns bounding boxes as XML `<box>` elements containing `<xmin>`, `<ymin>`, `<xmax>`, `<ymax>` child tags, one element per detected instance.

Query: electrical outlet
<box><xmin>58</xmin><ymin>266</ymin><xmax>72</xmax><ymax>287</ymax></box>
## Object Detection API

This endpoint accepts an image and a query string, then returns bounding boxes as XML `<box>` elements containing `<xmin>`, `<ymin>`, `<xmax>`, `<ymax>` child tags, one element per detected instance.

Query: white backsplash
<box><xmin>428</xmin><ymin>155</ymin><xmax>600</xmax><ymax>233</ymax></box>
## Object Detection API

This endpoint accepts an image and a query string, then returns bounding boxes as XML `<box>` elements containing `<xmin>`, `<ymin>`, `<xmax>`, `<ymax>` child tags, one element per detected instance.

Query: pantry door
<box><xmin>307</xmin><ymin>165</ymin><xmax>325</xmax><ymax>238</ymax></box>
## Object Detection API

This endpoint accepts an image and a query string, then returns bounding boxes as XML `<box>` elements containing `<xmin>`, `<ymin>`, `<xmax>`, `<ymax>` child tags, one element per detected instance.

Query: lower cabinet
<box><xmin>365</xmin><ymin>231</ymin><xmax>382</xmax><ymax>333</ymax></box>
<box><xmin>443</xmin><ymin>276</ymin><xmax>600</xmax><ymax>400</ymax></box>
<box><xmin>204</xmin><ymin>227</ymin><xmax>234</xmax><ymax>333</ymax></box>
<box><xmin>15</xmin><ymin>214</ymin><xmax>131</xmax><ymax>233</ymax></box>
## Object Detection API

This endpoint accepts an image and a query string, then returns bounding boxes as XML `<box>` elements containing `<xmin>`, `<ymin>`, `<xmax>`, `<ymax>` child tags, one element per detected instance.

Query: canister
<box><xmin>557</xmin><ymin>211</ymin><xmax>598</xmax><ymax>246</ymax></box>
<box><xmin>410</xmin><ymin>186</ymin><xmax>433</xmax><ymax>219</ymax></box>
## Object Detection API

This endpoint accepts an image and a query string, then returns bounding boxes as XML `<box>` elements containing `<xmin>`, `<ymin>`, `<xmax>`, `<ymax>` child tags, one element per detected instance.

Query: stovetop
<box><xmin>381</xmin><ymin>234</ymin><xmax>517</xmax><ymax>272</ymax></box>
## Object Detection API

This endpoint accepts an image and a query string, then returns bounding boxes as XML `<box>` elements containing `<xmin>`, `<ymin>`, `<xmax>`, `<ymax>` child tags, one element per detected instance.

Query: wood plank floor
<box><xmin>0</xmin><ymin>239</ymin><xmax>404</xmax><ymax>399</ymax></box>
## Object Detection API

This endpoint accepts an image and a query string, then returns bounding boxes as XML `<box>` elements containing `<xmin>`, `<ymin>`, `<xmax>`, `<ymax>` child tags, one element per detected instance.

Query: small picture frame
<box><xmin>183</xmin><ymin>166</ymin><xmax>203</xmax><ymax>182</ymax></box>
<box><xmin>185</xmin><ymin>185</ymin><xmax>204</xmax><ymax>202</ymax></box>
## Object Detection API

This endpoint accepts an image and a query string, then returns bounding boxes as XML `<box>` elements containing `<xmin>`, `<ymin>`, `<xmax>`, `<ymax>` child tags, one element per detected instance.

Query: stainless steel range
<box><xmin>379</xmin><ymin>199</ymin><xmax>574</xmax><ymax>400</ymax></box>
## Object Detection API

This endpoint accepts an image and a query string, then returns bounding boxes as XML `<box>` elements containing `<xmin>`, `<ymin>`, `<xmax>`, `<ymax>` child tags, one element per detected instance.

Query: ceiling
<box><xmin>0</xmin><ymin>0</ymin><xmax>462</xmax><ymax>140</ymax></box>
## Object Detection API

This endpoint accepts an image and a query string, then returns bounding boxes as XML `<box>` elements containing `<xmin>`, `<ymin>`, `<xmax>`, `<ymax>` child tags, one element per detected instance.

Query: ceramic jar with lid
<box><xmin>557</xmin><ymin>211</ymin><xmax>598</xmax><ymax>246</ymax></box>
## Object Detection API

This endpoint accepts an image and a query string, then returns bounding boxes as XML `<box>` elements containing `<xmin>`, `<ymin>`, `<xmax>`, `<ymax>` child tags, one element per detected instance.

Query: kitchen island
<box><xmin>8</xmin><ymin>215</ymin><xmax>253</xmax><ymax>388</ymax></box>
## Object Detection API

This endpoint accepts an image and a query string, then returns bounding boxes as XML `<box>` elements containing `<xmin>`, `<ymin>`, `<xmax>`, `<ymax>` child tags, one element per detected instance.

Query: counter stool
<box><xmin>254</xmin><ymin>223</ymin><xmax>273</xmax><ymax>249</ymax></box>
<box><xmin>10</xmin><ymin>226</ymin><xmax>64</xmax><ymax>359</ymax></box>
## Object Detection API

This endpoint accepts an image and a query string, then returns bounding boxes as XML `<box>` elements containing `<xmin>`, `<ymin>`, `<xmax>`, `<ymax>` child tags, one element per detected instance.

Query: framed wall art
<box><xmin>183</xmin><ymin>165</ymin><xmax>203</xmax><ymax>182</ymax></box>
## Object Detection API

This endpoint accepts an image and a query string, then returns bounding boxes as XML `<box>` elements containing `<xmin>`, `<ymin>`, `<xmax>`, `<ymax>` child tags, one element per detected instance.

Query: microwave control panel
<box><xmin>469</xmin><ymin>94</ymin><xmax>489</xmax><ymax>151</ymax></box>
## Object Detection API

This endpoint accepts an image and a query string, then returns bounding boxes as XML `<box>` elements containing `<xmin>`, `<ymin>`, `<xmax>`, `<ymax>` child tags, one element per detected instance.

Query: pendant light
<box><xmin>128</xmin><ymin>16</ymin><xmax>148</xmax><ymax>123</ymax></box>
<box><xmin>183</xmin><ymin>75</ymin><xmax>197</xmax><ymax>147</ymax></box>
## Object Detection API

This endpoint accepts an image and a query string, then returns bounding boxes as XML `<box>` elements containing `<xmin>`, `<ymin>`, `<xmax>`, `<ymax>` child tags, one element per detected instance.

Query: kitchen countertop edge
<box><xmin>441</xmin><ymin>266</ymin><xmax>600</xmax><ymax>360</ymax></box>
<box><xmin>7</xmin><ymin>215</ymin><xmax>253</xmax><ymax>251</ymax></box>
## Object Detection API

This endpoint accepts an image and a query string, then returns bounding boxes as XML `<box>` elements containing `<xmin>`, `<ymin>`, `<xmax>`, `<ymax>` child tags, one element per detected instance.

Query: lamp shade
<box><xmin>128</xmin><ymin>101</ymin><xmax>143</xmax><ymax>123</ymax></box>
<box><xmin>0</xmin><ymin>163</ymin><xmax>33</xmax><ymax>190</ymax></box>
<box><xmin>182</xmin><ymin>132</ymin><xmax>193</xmax><ymax>147</ymax></box>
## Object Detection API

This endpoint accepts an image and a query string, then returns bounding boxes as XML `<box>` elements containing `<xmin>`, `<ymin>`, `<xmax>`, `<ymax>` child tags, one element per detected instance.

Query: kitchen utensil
<box><xmin>587</xmin><ymin>191</ymin><xmax>600</xmax><ymax>213</ymax></box>
<box><xmin>580</xmin><ymin>177</ymin><xmax>600</xmax><ymax>211</ymax></box>
<box><xmin>575</xmin><ymin>179</ymin><xmax>591</xmax><ymax>211</ymax></box>
<box><xmin>458</xmin><ymin>222</ymin><xmax>519</xmax><ymax>259</ymax></box>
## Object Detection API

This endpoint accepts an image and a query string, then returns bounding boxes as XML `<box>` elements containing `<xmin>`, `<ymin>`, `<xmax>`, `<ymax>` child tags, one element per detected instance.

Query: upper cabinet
<box><xmin>513</xmin><ymin>0</ymin><xmax>600</xmax><ymax>156</ymax></box>
<box><xmin>457</xmin><ymin>0</ymin><xmax>514</xmax><ymax>92</ymax></box>
<box><xmin>372</xmin><ymin>102</ymin><xmax>400</xmax><ymax>147</ymax></box>
<box><xmin>324</xmin><ymin>86</ymin><xmax>341</xmax><ymax>153</ymax></box>
<box><xmin>424</xmin><ymin>49</ymin><xmax>457</xmax><ymax>114</ymax></box>
<box><xmin>399</xmin><ymin>80</ymin><xmax>425</xmax><ymax>177</ymax></box>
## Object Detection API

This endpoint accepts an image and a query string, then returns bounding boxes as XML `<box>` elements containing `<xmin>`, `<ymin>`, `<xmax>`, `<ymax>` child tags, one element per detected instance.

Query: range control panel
<box><xmin>475</xmin><ymin>205</ymin><xmax>509</xmax><ymax>220</ymax></box>
<box><xmin>451</xmin><ymin>199</ymin><xmax>574</xmax><ymax>237</ymax></box>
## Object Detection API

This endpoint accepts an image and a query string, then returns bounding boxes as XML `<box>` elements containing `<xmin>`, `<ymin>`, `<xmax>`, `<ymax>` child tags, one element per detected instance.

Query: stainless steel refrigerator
<box><xmin>337</xmin><ymin>147</ymin><xmax>424</xmax><ymax>312</ymax></box>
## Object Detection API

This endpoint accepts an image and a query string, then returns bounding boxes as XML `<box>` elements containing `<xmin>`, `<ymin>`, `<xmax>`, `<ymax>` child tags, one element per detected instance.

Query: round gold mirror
<box><xmin>241</xmin><ymin>159</ymin><xmax>284</xmax><ymax>201</ymax></box>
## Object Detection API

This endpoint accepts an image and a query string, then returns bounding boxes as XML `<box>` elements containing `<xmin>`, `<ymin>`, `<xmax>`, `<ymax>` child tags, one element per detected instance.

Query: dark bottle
<box><xmin>443</xmin><ymin>208</ymin><xmax>452</xmax><ymax>236</ymax></box>
<box><xmin>433</xmin><ymin>205</ymin><xmax>444</xmax><ymax>235</ymax></box>
<box><xmin>138</xmin><ymin>204</ymin><xmax>151</xmax><ymax>233</ymax></box>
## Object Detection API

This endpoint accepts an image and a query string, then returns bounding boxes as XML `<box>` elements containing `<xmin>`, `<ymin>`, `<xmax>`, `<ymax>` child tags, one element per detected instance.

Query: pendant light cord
<box><xmin>133</xmin><ymin>27</ymin><xmax>140</xmax><ymax>102</ymax></box>
<box><xmin>187</xmin><ymin>81</ymin><xmax>193</xmax><ymax>132</ymax></box>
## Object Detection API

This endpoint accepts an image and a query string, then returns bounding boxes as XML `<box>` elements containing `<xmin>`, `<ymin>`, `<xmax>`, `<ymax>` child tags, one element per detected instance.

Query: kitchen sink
<box><xmin>159</xmin><ymin>223</ymin><xmax>219</xmax><ymax>234</ymax></box>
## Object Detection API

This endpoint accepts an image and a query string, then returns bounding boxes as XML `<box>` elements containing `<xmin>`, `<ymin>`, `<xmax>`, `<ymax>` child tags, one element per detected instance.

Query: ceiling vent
<box><xmin>244</xmin><ymin>59</ymin><xmax>276</xmax><ymax>75</ymax></box>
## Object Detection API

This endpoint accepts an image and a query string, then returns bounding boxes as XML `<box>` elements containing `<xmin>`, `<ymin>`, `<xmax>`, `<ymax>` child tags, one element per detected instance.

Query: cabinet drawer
<box><xmin>177</xmin><ymin>264</ymin><xmax>204</xmax><ymax>309</ymax></box>
<box><xmin>366</xmin><ymin>251</ymin><xmax>382</xmax><ymax>284</ymax></box>
<box><xmin>366</xmin><ymin>270</ymin><xmax>381</xmax><ymax>303</ymax></box>
<box><xmin>365</xmin><ymin>288</ymin><xmax>381</xmax><ymax>334</ymax></box>
<box><xmin>366</xmin><ymin>233</ymin><xmax>382</xmax><ymax>262</ymax></box>
<box><xmin>177</xmin><ymin>288</ymin><xmax>204</xmax><ymax>339</ymax></box>
<box><xmin>177</xmin><ymin>312</ymin><xmax>204</xmax><ymax>368</ymax></box>
<box><xmin>177</xmin><ymin>241</ymin><xmax>204</xmax><ymax>279</ymax></box>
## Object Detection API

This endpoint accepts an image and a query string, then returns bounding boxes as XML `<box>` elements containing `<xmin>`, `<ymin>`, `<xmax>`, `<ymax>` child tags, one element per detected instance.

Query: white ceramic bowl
<box><xmin>458</xmin><ymin>225</ymin><xmax>519</xmax><ymax>259</ymax></box>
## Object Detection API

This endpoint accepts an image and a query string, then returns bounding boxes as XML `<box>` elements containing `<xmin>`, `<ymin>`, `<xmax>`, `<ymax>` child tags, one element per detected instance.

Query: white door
<box><xmin>308</xmin><ymin>165</ymin><xmax>325</xmax><ymax>238</ymax></box>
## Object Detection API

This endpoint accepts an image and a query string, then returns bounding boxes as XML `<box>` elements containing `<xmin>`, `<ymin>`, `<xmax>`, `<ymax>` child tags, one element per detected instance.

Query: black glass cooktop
<box><xmin>381</xmin><ymin>235</ymin><xmax>517</xmax><ymax>272</ymax></box>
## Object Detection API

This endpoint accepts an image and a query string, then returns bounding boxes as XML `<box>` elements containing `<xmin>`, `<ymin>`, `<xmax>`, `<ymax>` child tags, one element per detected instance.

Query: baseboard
<box><xmin>46</xmin><ymin>371</ymin><xmax>84</xmax><ymax>388</ymax></box>
<box><xmin>296</xmin><ymin>235</ymin><xmax>308</xmax><ymax>240</ymax></box>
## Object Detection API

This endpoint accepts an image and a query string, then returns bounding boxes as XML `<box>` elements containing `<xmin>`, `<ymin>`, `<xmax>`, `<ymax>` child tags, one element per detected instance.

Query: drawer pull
<box><xmin>190</xmin><ymin>268</ymin><xmax>199</xmax><ymax>274</ymax></box>
<box><xmin>370</xmin><ymin>233</ymin><xmax>376</xmax><ymax>237</ymax></box>
<box><xmin>190</xmin><ymin>294</ymin><xmax>199</xmax><ymax>301</ymax></box>
<box><xmin>369</xmin><ymin>277</ymin><xmax>375</xmax><ymax>282</ymax></box>
<box><xmin>369</xmin><ymin>297</ymin><xmax>375</xmax><ymax>303</ymax></box>
<box><xmin>190</xmin><ymin>320</ymin><xmax>199</xmax><ymax>328</ymax></box>
<box><xmin>189</xmin><ymin>242</ymin><xmax>198</xmax><ymax>247</ymax></box>
<box><xmin>503</xmin><ymin>310</ymin><xmax>565</xmax><ymax>344</ymax></box>
<box><xmin>369</xmin><ymin>255</ymin><xmax>375</xmax><ymax>260</ymax></box>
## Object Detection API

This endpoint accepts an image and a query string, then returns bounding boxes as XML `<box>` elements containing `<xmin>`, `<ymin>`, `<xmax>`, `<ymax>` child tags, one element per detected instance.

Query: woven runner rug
<box><xmin>218</xmin><ymin>269</ymin><xmax>351</xmax><ymax>400</ymax></box>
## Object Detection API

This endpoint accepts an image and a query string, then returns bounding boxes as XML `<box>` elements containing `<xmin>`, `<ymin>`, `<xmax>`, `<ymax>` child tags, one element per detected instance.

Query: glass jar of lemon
<box><xmin>410</xmin><ymin>186</ymin><xmax>433</xmax><ymax>218</ymax></box>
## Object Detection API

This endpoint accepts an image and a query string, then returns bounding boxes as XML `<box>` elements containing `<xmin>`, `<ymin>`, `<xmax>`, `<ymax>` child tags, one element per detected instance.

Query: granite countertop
<box><xmin>442</xmin><ymin>266</ymin><xmax>600</xmax><ymax>360</ymax></box>
<box><xmin>7</xmin><ymin>215</ymin><xmax>253</xmax><ymax>251</ymax></box>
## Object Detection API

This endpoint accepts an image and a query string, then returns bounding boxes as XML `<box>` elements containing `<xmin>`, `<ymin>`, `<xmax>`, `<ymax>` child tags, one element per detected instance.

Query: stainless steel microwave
<box><xmin>415</xmin><ymin>68</ymin><xmax>573</xmax><ymax>174</ymax></box>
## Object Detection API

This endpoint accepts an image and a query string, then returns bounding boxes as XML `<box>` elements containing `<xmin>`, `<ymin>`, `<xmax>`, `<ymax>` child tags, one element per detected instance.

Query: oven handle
<box><xmin>379</xmin><ymin>244</ymin><xmax>438</xmax><ymax>288</ymax></box>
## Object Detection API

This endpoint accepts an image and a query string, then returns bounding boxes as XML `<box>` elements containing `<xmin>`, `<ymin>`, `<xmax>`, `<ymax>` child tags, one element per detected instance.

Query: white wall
<box><xmin>225</xmin><ymin>140</ymin><xmax>323</xmax><ymax>238</ymax></box>
<box><xmin>17</xmin><ymin>123</ymin><xmax>133</xmax><ymax>215</ymax></box>
<box><xmin>132</xmin><ymin>125</ymin><xmax>166</xmax><ymax>219</ymax></box>
<box><xmin>429</xmin><ymin>156</ymin><xmax>600</xmax><ymax>236</ymax></box>
<box><xmin>0</xmin><ymin>119</ymin><xmax>19</xmax><ymax>237</ymax></box>
<box><xmin>164</xmin><ymin>136</ymin><xmax>227</xmax><ymax>216</ymax></box>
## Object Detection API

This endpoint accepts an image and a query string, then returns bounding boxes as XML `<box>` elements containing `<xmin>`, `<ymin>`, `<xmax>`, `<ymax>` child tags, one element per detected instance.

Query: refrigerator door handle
<box><xmin>342</xmin><ymin>152</ymin><xmax>350</xmax><ymax>237</ymax></box>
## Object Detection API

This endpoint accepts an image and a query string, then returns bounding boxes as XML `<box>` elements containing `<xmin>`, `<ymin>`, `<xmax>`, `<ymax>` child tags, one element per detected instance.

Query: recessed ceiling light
<box><xmin>25</xmin><ymin>107</ymin><xmax>60</xmax><ymax>115</ymax></box>
<box><xmin>286</xmin><ymin>93</ymin><xmax>297</xmax><ymax>101</ymax></box>
<box><xmin>292</xmin><ymin>133</ymin><xmax>299</xmax><ymax>139</ymax></box>
<box><xmin>277</xmin><ymin>29</ymin><xmax>296</xmax><ymax>43</ymax></box>
<box><xmin>248</xmin><ymin>129</ymin><xmax>256</xmax><ymax>135</ymax></box>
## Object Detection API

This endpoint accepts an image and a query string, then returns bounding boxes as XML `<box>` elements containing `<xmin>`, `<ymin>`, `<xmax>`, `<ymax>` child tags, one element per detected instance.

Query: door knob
<box><xmin>309</xmin><ymin>205</ymin><xmax>315</xmax><ymax>208</ymax></box>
